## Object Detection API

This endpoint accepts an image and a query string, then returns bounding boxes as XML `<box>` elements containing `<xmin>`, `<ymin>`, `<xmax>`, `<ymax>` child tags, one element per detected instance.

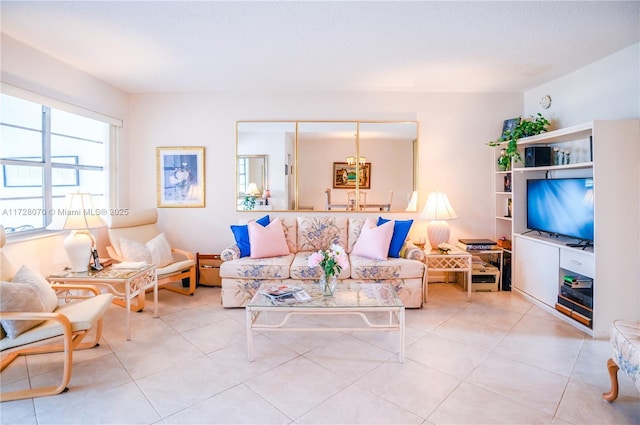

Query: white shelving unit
<box><xmin>494</xmin><ymin>120</ymin><xmax>639</xmax><ymax>337</ymax></box>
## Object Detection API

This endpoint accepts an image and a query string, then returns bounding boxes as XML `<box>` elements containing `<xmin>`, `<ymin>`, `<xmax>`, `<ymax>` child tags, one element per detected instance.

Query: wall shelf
<box><xmin>498</xmin><ymin>120</ymin><xmax>640</xmax><ymax>337</ymax></box>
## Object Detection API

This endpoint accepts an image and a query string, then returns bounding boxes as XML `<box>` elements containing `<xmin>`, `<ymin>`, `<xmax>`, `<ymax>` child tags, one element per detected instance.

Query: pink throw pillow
<box><xmin>248</xmin><ymin>217</ymin><xmax>290</xmax><ymax>259</ymax></box>
<box><xmin>351</xmin><ymin>218</ymin><xmax>394</xmax><ymax>260</ymax></box>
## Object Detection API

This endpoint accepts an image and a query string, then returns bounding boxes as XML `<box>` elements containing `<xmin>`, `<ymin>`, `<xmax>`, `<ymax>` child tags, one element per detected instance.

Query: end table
<box><xmin>47</xmin><ymin>265</ymin><xmax>158</xmax><ymax>340</ymax></box>
<box><xmin>424</xmin><ymin>247</ymin><xmax>473</xmax><ymax>301</ymax></box>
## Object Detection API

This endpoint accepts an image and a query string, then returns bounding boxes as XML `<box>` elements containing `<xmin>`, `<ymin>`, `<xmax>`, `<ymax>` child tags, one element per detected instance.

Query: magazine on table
<box><xmin>259</xmin><ymin>285</ymin><xmax>311</xmax><ymax>303</ymax></box>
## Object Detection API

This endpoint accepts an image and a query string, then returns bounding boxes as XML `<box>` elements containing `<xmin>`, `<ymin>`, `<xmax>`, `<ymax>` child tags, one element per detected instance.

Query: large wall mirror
<box><xmin>236</xmin><ymin>120</ymin><xmax>418</xmax><ymax>212</ymax></box>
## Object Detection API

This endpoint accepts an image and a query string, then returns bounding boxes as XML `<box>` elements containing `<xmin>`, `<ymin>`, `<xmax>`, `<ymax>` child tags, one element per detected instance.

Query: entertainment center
<box><xmin>493</xmin><ymin>120</ymin><xmax>640</xmax><ymax>337</ymax></box>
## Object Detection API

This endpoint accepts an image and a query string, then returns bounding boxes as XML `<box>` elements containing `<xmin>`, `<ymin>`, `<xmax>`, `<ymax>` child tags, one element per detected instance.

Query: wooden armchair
<box><xmin>106</xmin><ymin>208</ymin><xmax>196</xmax><ymax>311</ymax></box>
<box><xmin>1</xmin><ymin>285</ymin><xmax>113</xmax><ymax>401</ymax></box>
<box><xmin>0</xmin><ymin>225</ymin><xmax>113</xmax><ymax>401</ymax></box>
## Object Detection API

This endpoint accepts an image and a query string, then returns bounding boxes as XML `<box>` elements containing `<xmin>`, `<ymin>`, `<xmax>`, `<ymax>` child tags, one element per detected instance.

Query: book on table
<box><xmin>458</xmin><ymin>239</ymin><xmax>497</xmax><ymax>251</ymax></box>
<box><xmin>563</xmin><ymin>275</ymin><xmax>593</xmax><ymax>288</ymax></box>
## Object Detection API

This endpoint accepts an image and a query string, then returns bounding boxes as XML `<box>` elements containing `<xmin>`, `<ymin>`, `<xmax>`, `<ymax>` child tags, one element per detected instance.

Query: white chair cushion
<box><xmin>119</xmin><ymin>238</ymin><xmax>152</xmax><ymax>263</ymax></box>
<box><xmin>1</xmin><ymin>293</ymin><xmax>114</xmax><ymax>351</ymax></box>
<box><xmin>12</xmin><ymin>265</ymin><xmax>58</xmax><ymax>312</ymax></box>
<box><xmin>157</xmin><ymin>259</ymin><xmax>195</xmax><ymax>277</ymax></box>
<box><xmin>120</xmin><ymin>233</ymin><xmax>174</xmax><ymax>267</ymax></box>
<box><xmin>145</xmin><ymin>233</ymin><xmax>174</xmax><ymax>267</ymax></box>
<box><xmin>0</xmin><ymin>282</ymin><xmax>45</xmax><ymax>338</ymax></box>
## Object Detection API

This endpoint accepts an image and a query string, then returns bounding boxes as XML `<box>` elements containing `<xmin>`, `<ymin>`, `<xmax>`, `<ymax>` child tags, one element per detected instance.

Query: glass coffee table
<box><xmin>245</xmin><ymin>281</ymin><xmax>405</xmax><ymax>363</ymax></box>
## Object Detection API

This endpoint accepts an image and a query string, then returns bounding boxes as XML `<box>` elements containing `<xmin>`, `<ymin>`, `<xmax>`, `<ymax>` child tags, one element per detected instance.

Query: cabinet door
<box><xmin>514</xmin><ymin>236</ymin><xmax>559</xmax><ymax>307</ymax></box>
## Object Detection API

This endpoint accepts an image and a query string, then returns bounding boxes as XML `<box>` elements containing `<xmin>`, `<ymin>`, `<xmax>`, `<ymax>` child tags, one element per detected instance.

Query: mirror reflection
<box><xmin>237</xmin><ymin>155</ymin><xmax>268</xmax><ymax>210</ymax></box>
<box><xmin>236</xmin><ymin>120</ymin><xmax>418</xmax><ymax>212</ymax></box>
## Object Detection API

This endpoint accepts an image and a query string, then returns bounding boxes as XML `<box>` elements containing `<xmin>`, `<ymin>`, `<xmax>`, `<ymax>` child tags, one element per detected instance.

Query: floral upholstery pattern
<box><xmin>349</xmin><ymin>255</ymin><xmax>423</xmax><ymax>280</ymax></box>
<box><xmin>297</xmin><ymin>216</ymin><xmax>347</xmax><ymax>252</ymax></box>
<box><xmin>220</xmin><ymin>216</ymin><xmax>426</xmax><ymax>308</ymax></box>
<box><xmin>221</xmin><ymin>245</ymin><xmax>241</xmax><ymax>262</ymax></box>
<box><xmin>610</xmin><ymin>320</ymin><xmax>640</xmax><ymax>393</ymax></box>
<box><xmin>290</xmin><ymin>251</ymin><xmax>350</xmax><ymax>280</ymax></box>
<box><xmin>220</xmin><ymin>254</ymin><xmax>294</xmax><ymax>279</ymax></box>
<box><xmin>281</xmin><ymin>216</ymin><xmax>298</xmax><ymax>254</ymax></box>
<box><xmin>221</xmin><ymin>279</ymin><xmax>287</xmax><ymax>307</ymax></box>
<box><xmin>347</xmin><ymin>218</ymin><xmax>366</xmax><ymax>253</ymax></box>
<box><xmin>378</xmin><ymin>278</ymin><xmax>423</xmax><ymax>308</ymax></box>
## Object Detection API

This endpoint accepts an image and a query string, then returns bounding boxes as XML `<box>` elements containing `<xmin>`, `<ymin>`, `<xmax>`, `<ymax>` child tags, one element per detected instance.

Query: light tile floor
<box><xmin>2</xmin><ymin>284</ymin><xmax>639</xmax><ymax>424</ymax></box>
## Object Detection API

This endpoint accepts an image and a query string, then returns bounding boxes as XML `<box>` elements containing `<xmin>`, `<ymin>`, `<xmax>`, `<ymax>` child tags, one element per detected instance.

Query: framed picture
<box><xmin>503</xmin><ymin>174</ymin><xmax>512</xmax><ymax>192</ymax></box>
<box><xmin>501</xmin><ymin>117</ymin><xmax>521</xmax><ymax>137</ymax></box>
<box><xmin>332</xmin><ymin>162</ymin><xmax>371</xmax><ymax>189</ymax></box>
<box><xmin>156</xmin><ymin>147</ymin><xmax>205</xmax><ymax>208</ymax></box>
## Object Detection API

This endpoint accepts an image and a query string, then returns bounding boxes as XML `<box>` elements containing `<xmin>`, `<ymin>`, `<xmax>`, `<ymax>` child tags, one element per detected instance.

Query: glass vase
<box><xmin>320</xmin><ymin>273</ymin><xmax>337</xmax><ymax>296</ymax></box>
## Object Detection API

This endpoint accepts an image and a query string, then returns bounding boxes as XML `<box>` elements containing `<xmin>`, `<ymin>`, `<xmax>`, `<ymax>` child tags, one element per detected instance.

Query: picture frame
<box><xmin>156</xmin><ymin>146</ymin><xmax>205</xmax><ymax>208</ymax></box>
<box><xmin>332</xmin><ymin>162</ymin><xmax>371</xmax><ymax>189</ymax></box>
<box><xmin>503</xmin><ymin>174</ymin><xmax>512</xmax><ymax>192</ymax></box>
<box><xmin>501</xmin><ymin>117</ymin><xmax>521</xmax><ymax>137</ymax></box>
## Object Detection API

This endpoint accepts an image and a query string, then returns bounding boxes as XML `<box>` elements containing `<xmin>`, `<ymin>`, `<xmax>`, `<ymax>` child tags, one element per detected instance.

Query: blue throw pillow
<box><xmin>377</xmin><ymin>217</ymin><xmax>413</xmax><ymax>258</ymax></box>
<box><xmin>230</xmin><ymin>215</ymin><xmax>270</xmax><ymax>257</ymax></box>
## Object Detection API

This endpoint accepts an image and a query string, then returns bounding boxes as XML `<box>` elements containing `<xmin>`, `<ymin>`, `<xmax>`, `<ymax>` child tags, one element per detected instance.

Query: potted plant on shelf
<box><xmin>489</xmin><ymin>113</ymin><xmax>550</xmax><ymax>171</ymax></box>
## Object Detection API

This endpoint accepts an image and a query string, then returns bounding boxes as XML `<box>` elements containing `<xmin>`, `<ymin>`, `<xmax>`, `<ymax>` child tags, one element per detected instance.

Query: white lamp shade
<box><xmin>419</xmin><ymin>192</ymin><xmax>458</xmax><ymax>220</ymax></box>
<box><xmin>420</xmin><ymin>192</ymin><xmax>458</xmax><ymax>249</ymax></box>
<box><xmin>405</xmin><ymin>191</ymin><xmax>418</xmax><ymax>212</ymax></box>
<box><xmin>246</xmin><ymin>182</ymin><xmax>260</xmax><ymax>196</ymax></box>
<box><xmin>46</xmin><ymin>193</ymin><xmax>105</xmax><ymax>230</ymax></box>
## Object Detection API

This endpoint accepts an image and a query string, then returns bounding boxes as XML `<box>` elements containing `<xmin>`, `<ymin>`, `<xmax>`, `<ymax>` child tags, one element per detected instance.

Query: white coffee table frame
<box><xmin>245</xmin><ymin>282</ymin><xmax>405</xmax><ymax>363</ymax></box>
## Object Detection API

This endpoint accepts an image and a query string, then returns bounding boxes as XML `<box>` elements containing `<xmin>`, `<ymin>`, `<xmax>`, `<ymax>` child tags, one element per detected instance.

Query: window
<box><xmin>237</xmin><ymin>156</ymin><xmax>248</xmax><ymax>195</ymax></box>
<box><xmin>0</xmin><ymin>93</ymin><xmax>112</xmax><ymax>235</ymax></box>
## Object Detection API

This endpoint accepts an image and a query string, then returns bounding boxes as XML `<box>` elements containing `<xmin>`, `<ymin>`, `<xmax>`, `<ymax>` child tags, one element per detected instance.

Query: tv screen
<box><xmin>527</xmin><ymin>178</ymin><xmax>594</xmax><ymax>242</ymax></box>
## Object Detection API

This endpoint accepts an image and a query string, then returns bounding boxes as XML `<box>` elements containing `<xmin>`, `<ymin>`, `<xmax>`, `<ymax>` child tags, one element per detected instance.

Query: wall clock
<box><xmin>540</xmin><ymin>95</ymin><xmax>552</xmax><ymax>109</ymax></box>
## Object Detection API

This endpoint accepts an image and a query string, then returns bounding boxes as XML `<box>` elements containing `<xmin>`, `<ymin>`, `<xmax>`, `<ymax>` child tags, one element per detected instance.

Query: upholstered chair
<box><xmin>603</xmin><ymin>320</ymin><xmax>640</xmax><ymax>402</ymax></box>
<box><xmin>0</xmin><ymin>225</ymin><xmax>114</xmax><ymax>401</ymax></box>
<box><xmin>105</xmin><ymin>209</ymin><xmax>196</xmax><ymax>308</ymax></box>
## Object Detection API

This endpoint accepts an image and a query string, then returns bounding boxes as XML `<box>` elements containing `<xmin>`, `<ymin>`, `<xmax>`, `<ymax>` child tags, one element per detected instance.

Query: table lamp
<box><xmin>405</xmin><ymin>191</ymin><xmax>418</xmax><ymax>212</ymax></box>
<box><xmin>420</xmin><ymin>191</ymin><xmax>458</xmax><ymax>249</ymax></box>
<box><xmin>46</xmin><ymin>192</ymin><xmax>105</xmax><ymax>272</ymax></box>
<box><xmin>246</xmin><ymin>182</ymin><xmax>260</xmax><ymax>196</ymax></box>
<box><xmin>262</xmin><ymin>189</ymin><xmax>271</xmax><ymax>206</ymax></box>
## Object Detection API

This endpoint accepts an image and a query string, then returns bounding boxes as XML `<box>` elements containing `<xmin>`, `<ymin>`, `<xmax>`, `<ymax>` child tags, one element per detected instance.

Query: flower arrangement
<box><xmin>308</xmin><ymin>243</ymin><xmax>349</xmax><ymax>280</ymax></box>
<box><xmin>438</xmin><ymin>242</ymin><xmax>453</xmax><ymax>254</ymax></box>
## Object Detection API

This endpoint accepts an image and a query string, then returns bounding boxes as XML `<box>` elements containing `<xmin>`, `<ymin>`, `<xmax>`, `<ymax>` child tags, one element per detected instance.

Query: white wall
<box><xmin>524</xmin><ymin>43</ymin><xmax>640</xmax><ymax>128</ymax></box>
<box><xmin>128</xmin><ymin>92</ymin><xmax>521</xmax><ymax>253</ymax></box>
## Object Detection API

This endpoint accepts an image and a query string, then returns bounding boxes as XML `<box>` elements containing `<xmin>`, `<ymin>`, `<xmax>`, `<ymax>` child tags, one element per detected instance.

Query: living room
<box><xmin>1</xmin><ymin>2</ymin><xmax>638</xmax><ymax>276</ymax></box>
<box><xmin>1</xmin><ymin>2</ymin><xmax>639</xmax><ymax>423</ymax></box>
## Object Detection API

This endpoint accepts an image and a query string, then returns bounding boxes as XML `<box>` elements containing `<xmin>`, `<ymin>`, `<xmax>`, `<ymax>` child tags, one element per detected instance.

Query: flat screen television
<box><xmin>526</xmin><ymin>177</ymin><xmax>594</xmax><ymax>244</ymax></box>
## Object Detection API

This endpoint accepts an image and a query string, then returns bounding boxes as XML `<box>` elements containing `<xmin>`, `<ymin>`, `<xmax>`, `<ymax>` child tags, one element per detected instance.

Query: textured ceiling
<box><xmin>1</xmin><ymin>1</ymin><xmax>639</xmax><ymax>94</ymax></box>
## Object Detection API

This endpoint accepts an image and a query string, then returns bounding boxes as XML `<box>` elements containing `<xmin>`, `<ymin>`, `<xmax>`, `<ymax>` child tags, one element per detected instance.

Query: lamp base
<box><xmin>64</xmin><ymin>230</ymin><xmax>92</xmax><ymax>272</ymax></box>
<box><xmin>427</xmin><ymin>220</ymin><xmax>451</xmax><ymax>250</ymax></box>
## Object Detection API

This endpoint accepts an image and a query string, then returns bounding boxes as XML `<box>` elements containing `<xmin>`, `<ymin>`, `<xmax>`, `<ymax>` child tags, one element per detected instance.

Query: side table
<box><xmin>424</xmin><ymin>248</ymin><xmax>473</xmax><ymax>301</ymax></box>
<box><xmin>47</xmin><ymin>265</ymin><xmax>158</xmax><ymax>341</ymax></box>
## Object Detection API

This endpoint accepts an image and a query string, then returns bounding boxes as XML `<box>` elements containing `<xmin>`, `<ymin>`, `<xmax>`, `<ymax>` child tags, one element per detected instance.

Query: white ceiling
<box><xmin>1</xmin><ymin>1</ymin><xmax>639</xmax><ymax>94</ymax></box>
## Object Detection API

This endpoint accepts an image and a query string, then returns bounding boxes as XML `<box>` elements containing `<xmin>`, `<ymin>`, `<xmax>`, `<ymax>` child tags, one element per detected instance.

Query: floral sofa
<box><xmin>220</xmin><ymin>216</ymin><xmax>426</xmax><ymax>308</ymax></box>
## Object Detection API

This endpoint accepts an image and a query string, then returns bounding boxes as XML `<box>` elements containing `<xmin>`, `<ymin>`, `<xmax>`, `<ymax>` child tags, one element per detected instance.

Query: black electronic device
<box><xmin>524</xmin><ymin>146</ymin><xmax>553</xmax><ymax>167</ymax></box>
<box><xmin>560</xmin><ymin>284</ymin><xmax>593</xmax><ymax>308</ymax></box>
<box><xmin>90</xmin><ymin>248</ymin><xmax>103</xmax><ymax>271</ymax></box>
<box><xmin>526</xmin><ymin>177</ymin><xmax>594</xmax><ymax>244</ymax></box>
